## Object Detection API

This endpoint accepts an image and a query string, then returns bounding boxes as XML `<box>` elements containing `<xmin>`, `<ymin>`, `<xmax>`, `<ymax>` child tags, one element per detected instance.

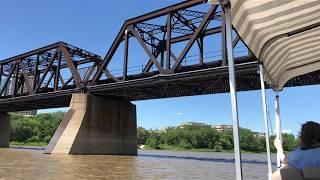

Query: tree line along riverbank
<box><xmin>137</xmin><ymin>126</ymin><xmax>297</xmax><ymax>153</ymax></box>
<box><xmin>9</xmin><ymin>112</ymin><xmax>297</xmax><ymax>153</ymax></box>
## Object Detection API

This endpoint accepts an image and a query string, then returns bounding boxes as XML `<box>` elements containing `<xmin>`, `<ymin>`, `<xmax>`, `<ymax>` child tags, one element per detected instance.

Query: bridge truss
<box><xmin>1</xmin><ymin>0</ymin><xmax>320</xmax><ymax>112</ymax></box>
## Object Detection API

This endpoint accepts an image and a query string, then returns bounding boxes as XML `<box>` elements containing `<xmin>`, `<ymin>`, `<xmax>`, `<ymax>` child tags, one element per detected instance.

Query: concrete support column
<box><xmin>0</xmin><ymin>113</ymin><xmax>10</xmax><ymax>147</ymax></box>
<box><xmin>45</xmin><ymin>93</ymin><xmax>137</xmax><ymax>155</ymax></box>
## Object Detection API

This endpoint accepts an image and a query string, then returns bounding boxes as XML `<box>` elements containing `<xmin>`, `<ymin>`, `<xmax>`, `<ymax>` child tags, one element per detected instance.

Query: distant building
<box><xmin>147</xmin><ymin>129</ymin><xmax>163</xmax><ymax>133</ymax></box>
<box><xmin>18</xmin><ymin>110</ymin><xmax>37</xmax><ymax>117</ymax></box>
<box><xmin>253</xmin><ymin>132</ymin><xmax>265</xmax><ymax>138</ymax></box>
<box><xmin>179</xmin><ymin>122</ymin><xmax>207</xmax><ymax>128</ymax></box>
<box><xmin>212</xmin><ymin>124</ymin><xmax>233</xmax><ymax>132</ymax></box>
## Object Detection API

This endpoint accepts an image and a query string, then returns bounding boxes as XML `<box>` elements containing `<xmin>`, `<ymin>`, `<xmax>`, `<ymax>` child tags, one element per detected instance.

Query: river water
<box><xmin>0</xmin><ymin>148</ymin><xmax>276</xmax><ymax>180</ymax></box>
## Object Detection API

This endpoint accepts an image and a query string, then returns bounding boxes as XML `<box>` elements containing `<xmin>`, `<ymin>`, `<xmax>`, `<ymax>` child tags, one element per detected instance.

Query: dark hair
<box><xmin>299</xmin><ymin>121</ymin><xmax>320</xmax><ymax>150</ymax></box>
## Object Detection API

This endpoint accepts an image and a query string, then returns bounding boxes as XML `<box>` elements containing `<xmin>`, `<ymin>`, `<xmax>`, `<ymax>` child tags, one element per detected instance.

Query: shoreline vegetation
<box><xmin>10</xmin><ymin>141</ymin><xmax>47</xmax><ymax>147</ymax></box>
<box><xmin>137</xmin><ymin>126</ymin><xmax>297</xmax><ymax>153</ymax></box>
<box><xmin>9</xmin><ymin>112</ymin><xmax>298</xmax><ymax>153</ymax></box>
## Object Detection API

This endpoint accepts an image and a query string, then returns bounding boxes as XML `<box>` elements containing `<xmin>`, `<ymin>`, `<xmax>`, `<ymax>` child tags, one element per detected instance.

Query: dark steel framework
<box><xmin>91</xmin><ymin>0</ymin><xmax>234</xmax><ymax>83</ymax></box>
<box><xmin>0</xmin><ymin>42</ymin><xmax>100</xmax><ymax>97</ymax></box>
<box><xmin>1</xmin><ymin>0</ymin><xmax>320</xmax><ymax>112</ymax></box>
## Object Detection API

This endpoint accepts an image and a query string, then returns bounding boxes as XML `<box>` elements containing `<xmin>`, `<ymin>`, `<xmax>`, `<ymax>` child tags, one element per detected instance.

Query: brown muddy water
<box><xmin>0</xmin><ymin>148</ymin><xmax>276</xmax><ymax>180</ymax></box>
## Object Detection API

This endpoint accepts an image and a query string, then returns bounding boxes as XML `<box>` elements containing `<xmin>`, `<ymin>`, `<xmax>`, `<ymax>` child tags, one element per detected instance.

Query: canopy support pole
<box><xmin>259</xmin><ymin>64</ymin><xmax>273</xmax><ymax>180</ymax></box>
<box><xmin>275</xmin><ymin>91</ymin><xmax>283</xmax><ymax>168</ymax></box>
<box><xmin>225</xmin><ymin>4</ymin><xmax>243</xmax><ymax>180</ymax></box>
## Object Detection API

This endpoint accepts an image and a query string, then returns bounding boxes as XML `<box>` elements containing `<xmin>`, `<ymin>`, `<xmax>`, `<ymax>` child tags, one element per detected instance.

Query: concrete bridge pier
<box><xmin>45</xmin><ymin>93</ymin><xmax>137</xmax><ymax>155</ymax></box>
<box><xmin>0</xmin><ymin>113</ymin><xmax>10</xmax><ymax>147</ymax></box>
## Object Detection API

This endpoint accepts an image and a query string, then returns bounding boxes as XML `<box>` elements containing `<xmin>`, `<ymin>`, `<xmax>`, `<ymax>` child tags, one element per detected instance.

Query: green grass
<box><xmin>10</xmin><ymin>141</ymin><xmax>48</xmax><ymax>147</ymax></box>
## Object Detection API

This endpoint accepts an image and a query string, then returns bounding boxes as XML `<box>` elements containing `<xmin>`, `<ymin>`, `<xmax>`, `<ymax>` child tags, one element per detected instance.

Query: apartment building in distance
<box><xmin>18</xmin><ymin>110</ymin><xmax>37</xmax><ymax>117</ymax></box>
<box><xmin>212</xmin><ymin>124</ymin><xmax>233</xmax><ymax>132</ymax></box>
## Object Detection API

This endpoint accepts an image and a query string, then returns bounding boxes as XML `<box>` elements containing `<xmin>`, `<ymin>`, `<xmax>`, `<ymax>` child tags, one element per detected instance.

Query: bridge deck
<box><xmin>1</xmin><ymin>56</ymin><xmax>320</xmax><ymax>112</ymax></box>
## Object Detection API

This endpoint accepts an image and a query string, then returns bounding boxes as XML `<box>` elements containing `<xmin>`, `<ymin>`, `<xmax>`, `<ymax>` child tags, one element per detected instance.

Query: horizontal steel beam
<box><xmin>0</xmin><ymin>42</ymin><xmax>63</xmax><ymax>65</ymax></box>
<box><xmin>171</xmin><ymin>27</ymin><xmax>221</xmax><ymax>44</ymax></box>
<box><xmin>0</xmin><ymin>42</ymin><xmax>101</xmax><ymax>66</ymax></box>
<box><xmin>126</xmin><ymin>0</ymin><xmax>205</xmax><ymax>25</ymax></box>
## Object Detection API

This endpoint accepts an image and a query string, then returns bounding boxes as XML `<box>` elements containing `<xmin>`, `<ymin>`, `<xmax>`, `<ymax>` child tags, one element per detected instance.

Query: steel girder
<box><xmin>90</xmin><ymin>0</ymin><xmax>239</xmax><ymax>84</ymax></box>
<box><xmin>0</xmin><ymin>42</ymin><xmax>101</xmax><ymax>98</ymax></box>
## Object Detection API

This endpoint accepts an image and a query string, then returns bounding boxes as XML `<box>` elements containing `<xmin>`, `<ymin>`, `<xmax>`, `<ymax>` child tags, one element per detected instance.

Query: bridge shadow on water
<box><xmin>138</xmin><ymin>153</ymin><xmax>276</xmax><ymax>166</ymax></box>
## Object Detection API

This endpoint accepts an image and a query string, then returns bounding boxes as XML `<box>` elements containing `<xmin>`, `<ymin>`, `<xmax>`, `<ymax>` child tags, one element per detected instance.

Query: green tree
<box><xmin>9</xmin><ymin>115</ymin><xmax>299</xmax><ymax>153</ymax></box>
<box><xmin>219</xmin><ymin>130</ymin><xmax>233</xmax><ymax>150</ymax></box>
<box><xmin>178</xmin><ymin>139</ymin><xmax>192</xmax><ymax>149</ymax></box>
<box><xmin>282</xmin><ymin>133</ymin><xmax>298</xmax><ymax>151</ymax></box>
<box><xmin>239</xmin><ymin>128</ymin><xmax>256</xmax><ymax>152</ymax></box>
<box><xmin>146</xmin><ymin>137</ymin><xmax>160</xmax><ymax>149</ymax></box>
<box><xmin>137</xmin><ymin>127</ymin><xmax>150</xmax><ymax>145</ymax></box>
<box><xmin>10</xmin><ymin>112</ymin><xmax>65</xmax><ymax>143</ymax></box>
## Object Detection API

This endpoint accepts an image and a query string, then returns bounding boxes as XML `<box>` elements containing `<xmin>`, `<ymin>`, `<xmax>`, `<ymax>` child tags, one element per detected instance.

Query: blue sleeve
<box><xmin>287</xmin><ymin>149</ymin><xmax>302</xmax><ymax>169</ymax></box>
<box><xmin>288</xmin><ymin>148</ymin><xmax>320</xmax><ymax>170</ymax></box>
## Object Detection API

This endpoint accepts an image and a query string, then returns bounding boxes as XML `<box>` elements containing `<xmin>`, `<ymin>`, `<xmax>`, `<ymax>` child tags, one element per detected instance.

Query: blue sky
<box><xmin>1</xmin><ymin>0</ymin><xmax>319</xmax><ymax>135</ymax></box>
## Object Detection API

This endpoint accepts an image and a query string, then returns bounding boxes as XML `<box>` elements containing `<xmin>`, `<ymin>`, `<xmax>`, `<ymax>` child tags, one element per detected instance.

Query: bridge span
<box><xmin>1</xmin><ymin>0</ymin><xmax>320</xmax><ymax>155</ymax></box>
<box><xmin>1</xmin><ymin>52</ymin><xmax>319</xmax><ymax>113</ymax></box>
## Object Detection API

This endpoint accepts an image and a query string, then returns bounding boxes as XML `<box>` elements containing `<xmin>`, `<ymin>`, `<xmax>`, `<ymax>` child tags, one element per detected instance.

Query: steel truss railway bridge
<box><xmin>0</xmin><ymin>0</ymin><xmax>319</xmax><ymax>157</ymax></box>
<box><xmin>1</xmin><ymin>0</ymin><xmax>319</xmax><ymax>112</ymax></box>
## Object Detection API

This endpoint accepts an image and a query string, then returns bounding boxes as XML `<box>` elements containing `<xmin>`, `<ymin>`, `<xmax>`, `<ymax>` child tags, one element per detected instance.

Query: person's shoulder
<box><xmin>312</xmin><ymin>146</ymin><xmax>320</xmax><ymax>150</ymax></box>
<box><xmin>309</xmin><ymin>146</ymin><xmax>320</xmax><ymax>153</ymax></box>
<box><xmin>303</xmin><ymin>146</ymin><xmax>320</xmax><ymax>152</ymax></box>
<box><xmin>289</xmin><ymin>147</ymin><xmax>320</xmax><ymax>158</ymax></box>
<box><xmin>288</xmin><ymin>148</ymin><xmax>302</xmax><ymax>159</ymax></box>
<box><xmin>289</xmin><ymin>148</ymin><xmax>301</xmax><ymax>154</ymax></box>
<box><xmin>296</xmin><ymin>147</ymin><xmax>320</xmax><ymax>157</ymax></box>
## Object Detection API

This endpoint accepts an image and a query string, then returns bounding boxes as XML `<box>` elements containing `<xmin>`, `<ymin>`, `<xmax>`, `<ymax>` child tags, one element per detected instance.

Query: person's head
<box><xmin>299</xmin><ymin>121</ymin><xmax>320</xmax><ymax>150</ymax></box>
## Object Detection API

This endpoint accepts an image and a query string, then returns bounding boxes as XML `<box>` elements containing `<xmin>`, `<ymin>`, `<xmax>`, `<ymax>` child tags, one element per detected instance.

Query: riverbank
<box><xmin>141</xmin><ymin>144</ymin><xmax>269</xmax><ymax>154</ymax></box>
<box><xmin>10</xmin><ymin>141</ymin><xmax>47</xmax><ymax>147</ymax></box>
<box><xmin>9</xmin><ymin>143</ymin><xmax>273</xmax><ymax>155</ymax></box>
<box><xmin>9</xmin><ymin>142</ymin><xmax>271</xmax><ymax>154</ymax></box>
<box><xmin>7</xmin><ymin>139</ymin><xmax>291</xmax><ymax>154</ymax></box>
<box><xmin>10</xmin><ymin>142</ymin><xmax>227</xmax><ymax>153</ymax></box>
<box><xmin>9</xmin><ymin>113</ymin><xmax>297</xmax><ymax>154</ymax></box>
<box><xmin>142</xmin><ymin>144</ymin><xmax>229</xmax><ymax>152</ymax></box>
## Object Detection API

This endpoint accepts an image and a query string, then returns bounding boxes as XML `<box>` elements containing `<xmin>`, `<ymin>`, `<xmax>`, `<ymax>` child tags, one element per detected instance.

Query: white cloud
<box><xmin>175</xmin><ymin>112</ymin><xmax>184</xmax><ymax>116</ymax></box>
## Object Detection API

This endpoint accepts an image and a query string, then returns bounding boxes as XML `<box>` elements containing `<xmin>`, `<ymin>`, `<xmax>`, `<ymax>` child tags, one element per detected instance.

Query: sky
<box><xmin>0</xmin><ymin>0</ymin><xmax>319</xmax><ymax>135</ymax></box>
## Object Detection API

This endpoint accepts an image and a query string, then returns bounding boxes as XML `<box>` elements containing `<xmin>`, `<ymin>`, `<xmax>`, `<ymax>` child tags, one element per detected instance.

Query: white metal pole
<box><xmin>275</xmin><ymin>91</ymin><xmax>283</xmax><ymax>168</ymax></box>
<box><xmin>259</xmin><ymin>64</ymin><xmax>273</xmax><ymax>179</ymax></box>
<box><xmin>225</xmin><ymin>5</ymin><xmax>243</xmax><ymax>180</ymax></box>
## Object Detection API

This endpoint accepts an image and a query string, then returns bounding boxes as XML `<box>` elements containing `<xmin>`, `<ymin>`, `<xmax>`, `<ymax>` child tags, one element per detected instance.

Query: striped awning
<box><xmin>230</xmin><ymin>0</ymin><xmax>320</xmax><ymax>90</ymax></box>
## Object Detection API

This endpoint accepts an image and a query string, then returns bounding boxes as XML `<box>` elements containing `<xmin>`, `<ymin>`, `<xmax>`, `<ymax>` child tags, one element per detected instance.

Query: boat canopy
<box><xmin>230</xmin><ymin>0</ymin><xmax>320</xmax><ymax>90</ymax></box>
